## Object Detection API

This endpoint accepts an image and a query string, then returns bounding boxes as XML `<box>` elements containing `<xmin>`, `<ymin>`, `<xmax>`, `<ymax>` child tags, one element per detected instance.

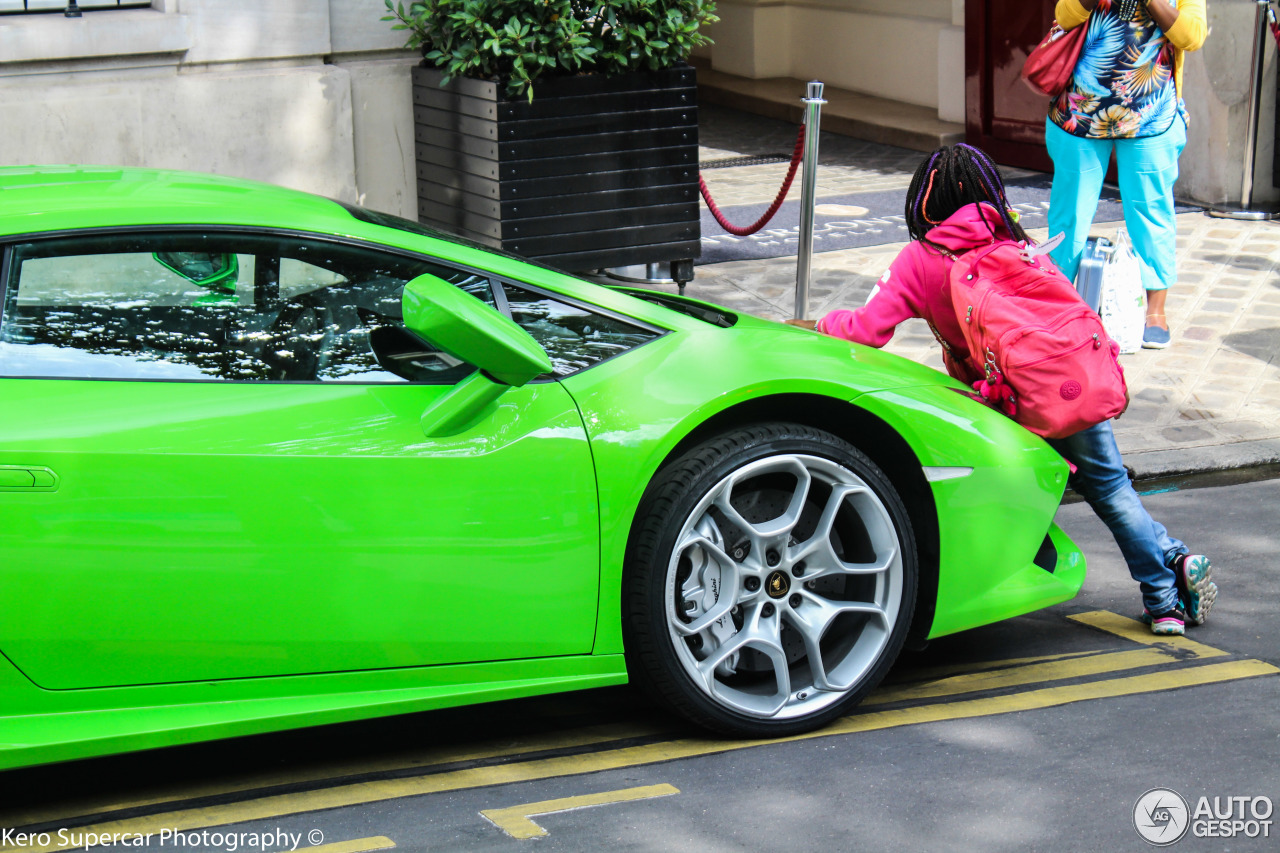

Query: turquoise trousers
<box><xmin>1045</xmin><ymin>116</ymin><xmax>1187</xmax><ymax>291</ymax></box>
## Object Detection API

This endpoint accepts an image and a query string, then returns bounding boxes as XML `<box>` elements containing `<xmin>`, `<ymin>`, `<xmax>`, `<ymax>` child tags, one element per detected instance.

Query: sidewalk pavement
<box><xmin>646</xmin><ymin>106</ymin><xmax>1280</xmax><ymax>481</ymax></box>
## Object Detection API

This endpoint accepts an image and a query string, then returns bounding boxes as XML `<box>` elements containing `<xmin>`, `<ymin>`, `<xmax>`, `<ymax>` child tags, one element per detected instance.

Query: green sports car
<box><xmin>0</xmin><ymin>166</ymin><xmax>1084</xmax><ymax>770</ymax></box>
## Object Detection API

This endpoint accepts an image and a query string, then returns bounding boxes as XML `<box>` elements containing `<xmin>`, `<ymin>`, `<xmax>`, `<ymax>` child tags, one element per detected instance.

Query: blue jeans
<box><xmin>1045</xmin><ymin>116</ymin><xmax>1187</xmax><ymax>292</ymax></box>
<box><xmin>1048</xmin><ymin>421</ymin><xmax>1187</xmax><ymax>614</ymax></box>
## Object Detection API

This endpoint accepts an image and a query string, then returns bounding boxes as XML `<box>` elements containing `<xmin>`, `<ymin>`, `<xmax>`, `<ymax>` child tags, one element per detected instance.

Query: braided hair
<box><xmin>903</xmin><ymin>143</ymin><xmax>1029</xmax><ymax>254</ymax></box>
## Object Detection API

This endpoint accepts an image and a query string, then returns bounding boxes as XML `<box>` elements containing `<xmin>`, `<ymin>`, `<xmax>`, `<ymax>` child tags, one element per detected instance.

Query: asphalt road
<box><xmin>4</xmin><ymin>478</ymin><xmax>1278</xmax><ymax>853</ymax></box>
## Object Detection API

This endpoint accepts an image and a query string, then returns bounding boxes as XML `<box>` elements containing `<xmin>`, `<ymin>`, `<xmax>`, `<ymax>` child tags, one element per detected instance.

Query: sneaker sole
<box><xmin>1180</xmin><ymin>556</ymin><xmax>1216</xmax><ymax>625</ymax></box>
<box><xmin>1140</xmin><ymin>610</ymin><xmax>1186</xmax><ymax>635</ymax></box>
<box><xmin>1141</xmin><ymin>339</ymin><xmax>1171</xmax><ymax>350</ymax></box>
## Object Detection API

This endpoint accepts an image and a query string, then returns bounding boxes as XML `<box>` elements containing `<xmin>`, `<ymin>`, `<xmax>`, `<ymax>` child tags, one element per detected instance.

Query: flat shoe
<box><xmin>1142</xmin><ymin>325</ymin><xmax>1171</xmax><ymax>349</ymax></box>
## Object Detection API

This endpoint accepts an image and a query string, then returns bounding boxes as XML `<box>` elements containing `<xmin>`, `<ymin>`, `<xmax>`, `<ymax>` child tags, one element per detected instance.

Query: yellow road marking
<box><xmin>5</xmin><ymin>721</ymin><xmax>671</xmax><ymax>830</ymax></box>
<box><xmin>306</xmin><ymin>838</ymin><xmax>395</xmax><ymax>853</ymax></box>
<box><xmin>884</xmin><ymin>648</ymin><xmax>1114</xmax><ymax>684</ymax></box>
<box><xmin>1069</xmin><ymin>610</ymin><xmax>1229</xmax><ymax>658</ymax></box>
<box><xmin>866</xmin><ymin>647</ymin><xmax>1207</xmax><ymax>705</ymax></box>
<box><xmin>480</xmin><ymin>784</ymin><xmax>679</xmax><ymax>839</ymax></box>
<box><xmin>823</xmin><ymin>659</ymin><xmax>1277</xmax><ymax>736</ymax></box>
<box><xmin>12</xmin><ymin>658</ymin><xmax>1274</xmax><ymax>853</ymax></box>
<box><xmin>15</xmin><ymin>613</ymin><xmax>1186</xmax><ymax>828</ymax></box>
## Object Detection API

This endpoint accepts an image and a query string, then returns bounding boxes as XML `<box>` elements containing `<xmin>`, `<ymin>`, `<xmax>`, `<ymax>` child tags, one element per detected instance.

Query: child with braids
<box><xmin>791</xmin><ymin>143</ymin><xmax>1216</xmax><ymax>635</ymax></box>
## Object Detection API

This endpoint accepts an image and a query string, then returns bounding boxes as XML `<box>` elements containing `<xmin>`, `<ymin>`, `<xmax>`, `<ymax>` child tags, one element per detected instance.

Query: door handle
<box><xmin>0</xmin><ymin>466</ymin><xmax>58</xmax><ymax>491</ymax></box>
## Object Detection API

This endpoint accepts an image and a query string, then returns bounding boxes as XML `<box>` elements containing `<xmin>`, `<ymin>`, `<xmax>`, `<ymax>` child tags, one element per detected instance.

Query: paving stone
<box><xmin>1180</xmin><ymin>326</ymin><xmax>1216</xmax><ymax>341</ymax></box>
<box><xmin>1199</xmin><ymin>300</ymin><xmax>1240</xmax><ymax>314</ymax></box>
<box><xmin>1163</xmin><ymin>422</ymin><xmax>1216</xmax><ymax>439</ymax></box>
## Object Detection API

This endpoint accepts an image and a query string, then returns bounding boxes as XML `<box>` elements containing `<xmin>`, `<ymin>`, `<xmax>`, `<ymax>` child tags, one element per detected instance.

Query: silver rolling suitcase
<box><xmin>1074</xmin><ymin>236</ymin><xmax>1113</xmax><ymax>312</ymax></box>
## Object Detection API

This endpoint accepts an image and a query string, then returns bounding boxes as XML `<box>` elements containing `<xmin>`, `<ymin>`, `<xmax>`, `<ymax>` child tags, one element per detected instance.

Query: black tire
<box><xmin>623</xmin><ymin>422</ymin><xmax>918</xmax><ymax>737</ymax></box>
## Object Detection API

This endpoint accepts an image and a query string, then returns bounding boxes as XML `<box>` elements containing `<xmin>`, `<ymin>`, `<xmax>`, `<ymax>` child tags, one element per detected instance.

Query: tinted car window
<box><xmin>0</xmin><ymin>232</ymin><xmax>493</xmax><ymax>384</ymax></box>
<box><xmin>502</xmin><ymin>283</ymin><xmax>661</xmax><ymax>376</ymax></box>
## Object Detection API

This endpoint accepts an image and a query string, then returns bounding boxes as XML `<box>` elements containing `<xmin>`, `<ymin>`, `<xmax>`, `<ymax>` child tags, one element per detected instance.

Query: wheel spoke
<box><xmin>791</xmin><ymin>484</ymin><xmax>898</xmax><ymax>579</ymax></box>
<box><xmin>713</xmin><ymin>456</ymin><xmax>813</xmax><ymax>543</ymax></box>
<box><xmin>696</xmin><ymin>608</ymin><xmax>792</xmax><ymax>714</ymax></box>
<box><xmin>794</xmin><ymin>591</ymin><xmax>890</xmax><ymax>636</ymax></box>
<box><xmin>787</xmin><ymin>593</ymin><xmax>889</xmax><ymax>691</ymax></box>
<box><xmin>838</xmin><ymin>545</ymin><xmax>899</xmax><ymax>576</ymax></box>
<box><xmin>791</xmin><ymin>482</ymin><xmax>864</xmax><ymax>564</ymax></box>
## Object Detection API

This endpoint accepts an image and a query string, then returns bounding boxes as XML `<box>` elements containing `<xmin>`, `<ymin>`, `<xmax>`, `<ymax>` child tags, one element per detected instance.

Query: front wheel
<box><xmin>623</xmin><ymin>422</ymin><xmax>918</xmax><ymax>737</ymax></box>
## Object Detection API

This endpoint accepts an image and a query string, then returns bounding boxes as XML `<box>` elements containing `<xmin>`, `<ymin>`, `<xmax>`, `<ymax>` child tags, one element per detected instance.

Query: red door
<box><xmin>965</xmin><ymin>1</ymin><xmax>1056</xmax><ymax>172</ymax></box>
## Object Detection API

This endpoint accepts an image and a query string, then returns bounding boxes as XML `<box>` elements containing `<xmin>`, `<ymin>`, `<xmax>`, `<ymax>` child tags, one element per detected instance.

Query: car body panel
<box><xmin>0</xmin><ymin>378</ymin><xmax>600</xmax><ymax>688</ymax></box>
<box><xmin>852</xmin><ymin>386</ymin><xmax>1083</xmax><ymax>636</ymax></box>
<box><xmin>0</xmin><ymin>651</ymin><xmax>628</xmax><ymax>770</ymax></box>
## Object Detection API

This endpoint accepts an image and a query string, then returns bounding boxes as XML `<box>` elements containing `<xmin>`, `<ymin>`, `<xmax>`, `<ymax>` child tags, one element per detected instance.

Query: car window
<box><xmin>502</xmin><ymin>283</ymin><xmax>661</xmax><ymax>376</ymax></box>
<box><xmin>0</xmin><ymin>232</ymin><xmax>494</xmax><ymax>384</ymax></box>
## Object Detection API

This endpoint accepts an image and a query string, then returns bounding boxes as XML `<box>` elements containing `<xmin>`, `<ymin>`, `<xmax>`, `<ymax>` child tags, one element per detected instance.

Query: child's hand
<box><xmin>785</xmin><ymin>318</ymin><xmax>818</xmax><ymax>330</ymax></box>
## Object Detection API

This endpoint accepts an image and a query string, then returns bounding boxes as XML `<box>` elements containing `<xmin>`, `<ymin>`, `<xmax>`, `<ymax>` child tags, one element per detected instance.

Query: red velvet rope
<box><xmin>699</xmin><ymin>124</ymin><xmax>806</xmax><ymax>237</ymax></box>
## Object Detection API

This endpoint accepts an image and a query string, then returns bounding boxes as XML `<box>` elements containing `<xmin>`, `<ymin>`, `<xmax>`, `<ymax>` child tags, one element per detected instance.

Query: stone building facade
<box><xmin>1</xmin><ymin>0</ymin><xmax>1272</xmax><ymax>216</ymax></box>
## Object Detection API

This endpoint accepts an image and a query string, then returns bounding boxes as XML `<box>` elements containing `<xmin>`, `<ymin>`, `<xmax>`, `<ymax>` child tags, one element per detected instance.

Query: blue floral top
<box><xmin>1049</xmin><ymin>0</ymin><xmax>1184</xmax><ymax>139</ymax></box>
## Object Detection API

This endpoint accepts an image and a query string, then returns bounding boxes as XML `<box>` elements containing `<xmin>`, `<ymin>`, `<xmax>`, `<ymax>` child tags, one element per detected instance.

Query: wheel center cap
<box><xmin>766</xmin><ymin>570</ymin><xmax>790</xmax><ymax>599</ymax></box>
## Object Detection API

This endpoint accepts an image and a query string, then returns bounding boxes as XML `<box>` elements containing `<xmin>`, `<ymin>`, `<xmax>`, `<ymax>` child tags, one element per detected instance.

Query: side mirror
<box><xmin>401</xmin><ymin>273</ymin><xmax>553</xmax><ymax>437</ymax></box>
<box><xmin>154</xmin><ymin>251</ymin><xmax>239</xmax><ymax>294</ymax></box>
<box><xmin>401</xmin><ymin>273</ymin><xmax>551</xmax><ymax>387</ymax></box>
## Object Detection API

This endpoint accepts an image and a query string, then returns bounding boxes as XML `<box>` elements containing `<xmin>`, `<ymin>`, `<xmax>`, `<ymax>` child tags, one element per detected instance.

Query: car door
<box><xmin>0</xmin><ymin>229</ymin><xmax>604</xmax><ymax>689</ymax></box>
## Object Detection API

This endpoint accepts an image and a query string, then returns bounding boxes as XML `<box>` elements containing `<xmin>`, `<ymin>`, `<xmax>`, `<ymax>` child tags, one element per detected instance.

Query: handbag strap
<box><xmin>926</xmin><ymin>318</ymin><xmax>955</xmax><ymax>359</ymax></box>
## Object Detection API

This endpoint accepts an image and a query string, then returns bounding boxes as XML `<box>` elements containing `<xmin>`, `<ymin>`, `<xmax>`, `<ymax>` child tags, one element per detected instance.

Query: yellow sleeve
<box><xmin>1165</xmin><ymin>0</ymin><xmax>1208</xmax><ymax>52</ymax></box>
<box><xmin>1056</xmin><ymin>0</ymin><xmax>1092</xmax><ymax>30</ymax></box>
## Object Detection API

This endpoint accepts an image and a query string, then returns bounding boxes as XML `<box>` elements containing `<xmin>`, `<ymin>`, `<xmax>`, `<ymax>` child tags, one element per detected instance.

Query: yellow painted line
<box><xmin>306</xmin><ymin>838</ymin><xmax>395</xmax><ymax>853</ymax></box>
<box><xmin>823</xmin><ymin>659</ymin><xmax>1278</xmax><ymax>737</ymax></box>
<box><xmin>1069</xmin><ymin>610</ymin><xmax>1229</xmax><ymax>658</ymax></box>
<box><xmin>12</xmin><ymin>658</ymin><xmax>1274</xmax><ymax>853</ymax></box>
<box><xmin>18</xmin><ymin>624</ymin><xmax>1162</xmax><ymax>829</ymax></box>
<box><xmin>480</xmin><ymin>784</ymin><xmax>679</xmax><ymax>839</ymax></box>
<box><xmin>866</xmin><ymin>647</ymin><xmax>1196</xmax><ymax>705</ymax></box>
<box><xmin>4</xmin><ymin>721</ymin><xmax>670</xmax><ymax>830</ymax></box>
<box><xmin>884</xmin><ymin>649</ymin><xmax>1113</xmax><ymax>684</ymax></box>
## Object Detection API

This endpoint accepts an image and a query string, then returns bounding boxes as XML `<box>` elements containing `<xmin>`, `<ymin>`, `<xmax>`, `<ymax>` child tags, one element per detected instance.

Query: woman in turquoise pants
<box><xmin>1046</xmin><ymin>0</ymin><xmax>1207</xmax><ymax>349</ymax></box>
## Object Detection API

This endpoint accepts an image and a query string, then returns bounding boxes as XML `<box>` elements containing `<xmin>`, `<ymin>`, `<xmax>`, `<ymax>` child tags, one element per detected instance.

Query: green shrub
<box><xmin>383</xmin><ymin>0</ymin><xmax>718</xmax><ymax>101</ymax></box>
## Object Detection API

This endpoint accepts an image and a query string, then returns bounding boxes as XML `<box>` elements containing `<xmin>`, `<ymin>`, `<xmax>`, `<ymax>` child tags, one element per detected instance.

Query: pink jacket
<box><xmin>816</xmin><ymin>202</ymin><xmax>1016</xmax><ymax>366</ymax></box>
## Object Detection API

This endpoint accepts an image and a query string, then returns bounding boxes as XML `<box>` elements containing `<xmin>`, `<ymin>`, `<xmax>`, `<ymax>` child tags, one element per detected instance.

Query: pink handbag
<box><xmin>1021</xmin><ymin>21</ymin><xmax>1087</xmax><ymax>98</ymax></box>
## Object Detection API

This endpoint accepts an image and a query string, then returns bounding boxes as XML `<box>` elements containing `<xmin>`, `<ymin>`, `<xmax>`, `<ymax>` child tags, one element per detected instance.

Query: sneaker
<box><xmin>1142</xmin><ymin>325</ymin><xmax>1172</xmax><ymax>349</ymax></box>
<box><xmin>1144</xmin><ymin>606</ymin><xmax>1187</xmax><ymax>636</ymax></box>
<box><xmin>1176</xmin><ymin>554</ymin><xmax>1217</xmax><ymax>626</ymax></box>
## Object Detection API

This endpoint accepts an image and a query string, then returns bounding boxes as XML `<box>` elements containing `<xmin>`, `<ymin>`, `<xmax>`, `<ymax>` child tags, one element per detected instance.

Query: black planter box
<box><xmin>413</xmin><ymin>64</ymin><xmax>700</xmax><ymax>273</ymax></box>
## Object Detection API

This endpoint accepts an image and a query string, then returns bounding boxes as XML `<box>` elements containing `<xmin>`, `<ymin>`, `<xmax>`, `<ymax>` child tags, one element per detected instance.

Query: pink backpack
<box><xmin>946</xmin><ymin>239</ymin><xmax>1128</xmax><ymax>439</ymax></box>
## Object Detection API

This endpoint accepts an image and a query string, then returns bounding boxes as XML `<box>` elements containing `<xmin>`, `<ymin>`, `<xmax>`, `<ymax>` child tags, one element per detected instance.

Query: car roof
<box><xmin>0</xmin><ymin>165</ymin><xmax>362</xmax><ymax>238</ymax></box>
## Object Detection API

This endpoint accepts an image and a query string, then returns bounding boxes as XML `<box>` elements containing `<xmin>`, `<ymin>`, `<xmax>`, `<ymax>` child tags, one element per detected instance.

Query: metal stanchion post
<box><xmin>1207</xmin><ymin>0</ymin><xmax>1280</xmax><ymax>219</ymax></box>
<box><xmin>794</xmin><ymin>81</ymin><xmax>825</xmax><ymax>320</ymax></box>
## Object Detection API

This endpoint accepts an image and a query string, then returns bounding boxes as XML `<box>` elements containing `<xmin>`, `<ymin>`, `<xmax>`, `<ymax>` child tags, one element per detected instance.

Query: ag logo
<box><xmin>1134</xmin><ymin>787</ymin><xmax>1190</xmax><ymax>845</ymax></box>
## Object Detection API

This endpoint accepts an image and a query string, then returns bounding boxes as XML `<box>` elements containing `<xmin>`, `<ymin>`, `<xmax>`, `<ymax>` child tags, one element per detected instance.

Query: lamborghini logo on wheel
<box><xmin>766</xmin><ymin>570</ymin><xmax>790</xmax><ymax>599</ymax></box>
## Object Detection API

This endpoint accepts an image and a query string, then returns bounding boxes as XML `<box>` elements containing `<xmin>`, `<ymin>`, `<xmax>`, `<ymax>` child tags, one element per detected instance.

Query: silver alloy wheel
<box><xmin>663</xmin><ymin>452</ymin><xmax>904</xmax><ymax>720</ymax></box>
